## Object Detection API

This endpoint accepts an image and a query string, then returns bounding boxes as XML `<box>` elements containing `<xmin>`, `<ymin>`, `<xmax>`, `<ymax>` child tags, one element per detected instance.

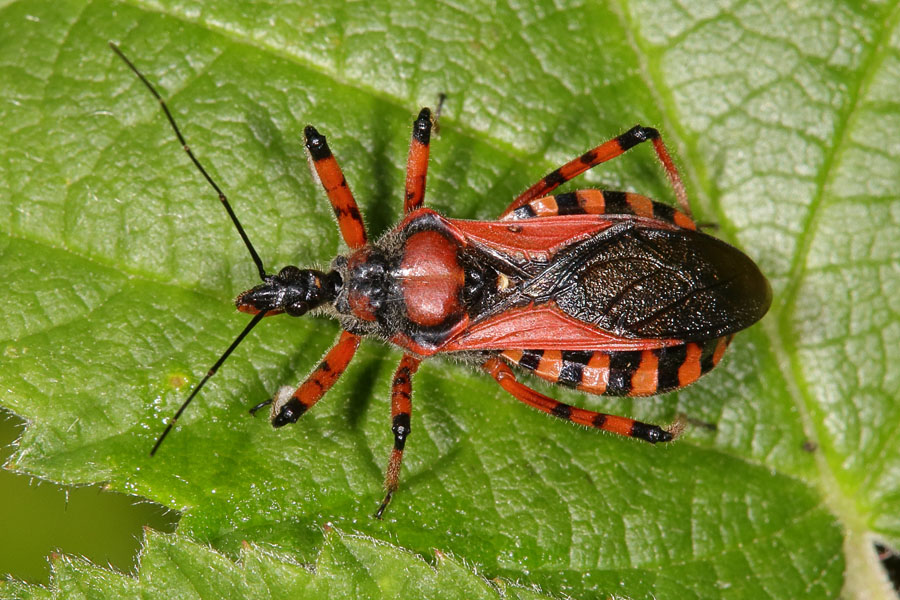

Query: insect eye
<box><xmin>278</xmin><ymin>265</ymin><xmax>303</xmax><ymax>281</ymax></box>
<box><xmin>285</xmin><ymin>301</ymin><xmax>309</xmax><ymax>317</ymax></box>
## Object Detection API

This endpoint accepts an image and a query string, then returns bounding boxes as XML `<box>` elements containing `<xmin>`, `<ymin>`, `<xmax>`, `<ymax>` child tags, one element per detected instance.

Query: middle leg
<box><xmin>404</xmin><ymin>108</ymin><xmax>433</xmax><ymax>214</ymax></box>
<box><xmin>375</xmin><ymin>354</ymin><xmax>422</xmax><ymax>518</ymax></box>
<box><xmin>403</xmin><ymin>95</ymin><xmax>446</xmax><ymax>214</ymax></box>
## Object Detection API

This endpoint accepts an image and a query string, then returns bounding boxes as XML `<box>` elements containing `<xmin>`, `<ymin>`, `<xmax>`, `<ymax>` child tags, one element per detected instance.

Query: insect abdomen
<box><xmin>501</xmin><ymin>335</ymin><xmax>732</xmax><ymax>396</ymax></box>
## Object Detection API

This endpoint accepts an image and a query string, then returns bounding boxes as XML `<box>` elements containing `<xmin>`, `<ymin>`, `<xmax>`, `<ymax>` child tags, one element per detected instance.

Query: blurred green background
<box><xmin>0</xmin><ymin>409</ymin><xmax>177</xmax><ymax>584</ymax></box>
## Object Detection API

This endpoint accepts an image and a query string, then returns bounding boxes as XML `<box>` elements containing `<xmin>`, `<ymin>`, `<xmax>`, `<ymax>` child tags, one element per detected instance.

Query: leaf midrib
<box><xmin>777</xmin><ymin>2</ymin><xmax>900</xmax><ymax>319</ymax></box>
<box><xmin>613</xmin><ymin>9</ymin><xmax>900</xmax><ymax>598</ymax></box>
<box><xmin>618</xmin><ymin>0</ymin><xmax>900</xmax><ymax>539</ymax></box>
<box><xmin>775</xmin><ymin>0</ymin><xmax>900</xmax><ymax>539</ymax></box>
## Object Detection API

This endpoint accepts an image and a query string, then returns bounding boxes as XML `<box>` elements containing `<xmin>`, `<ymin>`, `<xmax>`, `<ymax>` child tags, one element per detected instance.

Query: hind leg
<box><xmin>502</xmin><ymin>125</ymin><xmax>689</xmax><ymax>219</ymax></box>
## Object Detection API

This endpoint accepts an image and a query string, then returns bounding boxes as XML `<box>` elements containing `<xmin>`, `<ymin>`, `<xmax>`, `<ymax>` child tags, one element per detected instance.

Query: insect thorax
<box><xmin>330</xmin><ymin>210</ymin><xmax>496</xmax><ymax>355</ymax></box>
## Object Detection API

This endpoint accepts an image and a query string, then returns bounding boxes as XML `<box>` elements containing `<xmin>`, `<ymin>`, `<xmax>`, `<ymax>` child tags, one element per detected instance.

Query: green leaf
<box><xmin>0</xmin><ymin>527</ymin><xmax>550</xmax><ymax>599</ymax></box>
<box><xmin>1</xmin><ymin>0</ymin><xmax>897</xmax><ymax>598</ymax></box>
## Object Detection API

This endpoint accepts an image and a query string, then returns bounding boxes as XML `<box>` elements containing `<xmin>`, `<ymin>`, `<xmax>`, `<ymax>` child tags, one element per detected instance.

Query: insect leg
<box><xmin>375</xmin><ymin>354</ymin><xmax>421</xmax><ymax>518</ymax></box>
<box><xmin>404</xmin><ymin>108</ymin><xmax>434</xmax><ymax>214</ymax></box>
<box><xmin>253</xmin><ymin>330</ymin><xmax>362</xmax><ymax>426</ymax></box>
<box><xmin>482</xmin><ymin>357</ymin><xmax>676</xmax><ymax>443</ymax></box>
<box><xmin>502</xmin><ymin>125</ymin><xmax>689</xmax><ymax>219</ymax></box>
<box><xmin>502</xmin><ymin>190</ymin><xmax>697</xmax><ymax>230</ymax></box>
<box><xmin>304</xmin><ymin>126</ymin><xmax>368</xmax><ymax>249</ymax></box>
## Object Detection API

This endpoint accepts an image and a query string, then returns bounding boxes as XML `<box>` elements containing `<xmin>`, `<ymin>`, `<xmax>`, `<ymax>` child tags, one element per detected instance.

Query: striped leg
<box><xmin>304</xmin><ymin>126</ymin><xmax>368</xmax><ymax>249</ymax></box>
<box><xmin>375</xmin><ymin>354</ymin><xmax>421</xmax><ymax>518</ymax></box>
<box><xmin>259</xmin><ymin>331</ymin><xmax>362</xmax><ymax>427</ymax></box>
<box><xmin>501</xmin><ymin>337</ymin><xmax>732</xmax><ymax>398</ymax></box>
<box><xmin>502</xmin><ymin>190</ymin><xmax>697</xmax><ymax>230</ymax></box>
<box><xmin>482</xmin><ymin>357</ymin><xmax>676</xmax><ymax>443</ymax></box>
<box><xmin>502</xmin><ymin>125</ymin><xmax>689</xmax><ymax>219</ymax></box>
<box><xmin>404</xmin><ymin>108</ymin><xmax>433</xmax><ymax>214</ymax></box>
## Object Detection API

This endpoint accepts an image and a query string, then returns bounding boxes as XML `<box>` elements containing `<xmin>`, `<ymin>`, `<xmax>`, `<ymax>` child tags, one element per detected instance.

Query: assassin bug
<box><xmin>111</xmin><ymin>44</ymin><xmax>771</xmax><ymax>518</ymax></box>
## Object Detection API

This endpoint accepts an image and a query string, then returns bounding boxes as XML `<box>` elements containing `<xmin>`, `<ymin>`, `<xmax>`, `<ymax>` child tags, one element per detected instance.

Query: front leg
<box><xmin>251</xmin><ymin>330</ymin><xmax>361</xmax><ymax>426</ymax></box>
<box><xmin>305</xmin><ymin>126</ymin><xmax>368</xmax><ymax>249</ymax></box>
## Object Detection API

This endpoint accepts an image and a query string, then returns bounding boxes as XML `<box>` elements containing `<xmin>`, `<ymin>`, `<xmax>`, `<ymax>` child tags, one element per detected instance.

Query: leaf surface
<box><xmin>0</xmin><ymin>528</ymin><xmax>547</xmax><ymax>600</ymax></box>
<box><xmin>2</xmin><ymin>0</ymin><xmax>898</xmax><ymax>598</ymax></box>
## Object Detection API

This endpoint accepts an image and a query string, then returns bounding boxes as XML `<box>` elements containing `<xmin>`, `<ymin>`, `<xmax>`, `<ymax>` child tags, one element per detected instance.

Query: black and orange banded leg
<box><xmin>375</xmin><ymin>354</ymin><xmax>421</xmax><ymax>518</ymax></box>
<box><xmin>502</xmin><ymin>190</ymin><xmax>698</xmax><ymax>230</ymax></box>
<box><xmin>253</xmin><ymin>331</ymin><xmax>362</xmax><ymax>427</ymax></box>
<box><xmin>404</xmin><ymin>108</ymin><xmax>433</xmax><ymax>214</ymax></box>
<box><xmin>304</xmin><ymin>126</ymin><xmax>368</xmax><ymax>249</ymax></box>
<box><xmin>501</xmin><ymin>125</ymin><xmax>690</xmax><ymax>219</ymax></box>
<box><xmin>482</xmin><ymin>357</ymin><xmax>676</xmax><ymax>444</ymax></box>
<box><xmin>500</xmin><ymin>337</ymin><xmax>732</xmax><ymax>398</ymax></box>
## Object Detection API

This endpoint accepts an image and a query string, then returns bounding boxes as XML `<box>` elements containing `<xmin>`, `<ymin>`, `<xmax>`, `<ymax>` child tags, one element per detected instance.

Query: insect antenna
<box><xmin>151</xmin><ymin>310</ymin><xmax>267</xmax><ymax>456</ymax></box>
<box><xmin>109</xmin><ymin>42</ymin><xmax>268</xmax><ymax>281</ymax></box>
<box><xmin>109</xmin><ymin>44</ymin><xmax>274</xmax><ymax>454</ymax></box>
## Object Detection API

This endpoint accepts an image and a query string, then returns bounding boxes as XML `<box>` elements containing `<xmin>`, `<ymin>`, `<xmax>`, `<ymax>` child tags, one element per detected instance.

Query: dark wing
<box><xmin>551</xmin><ymin>225</ymin><xmax>771</xmax><ymax>342</ymax></box>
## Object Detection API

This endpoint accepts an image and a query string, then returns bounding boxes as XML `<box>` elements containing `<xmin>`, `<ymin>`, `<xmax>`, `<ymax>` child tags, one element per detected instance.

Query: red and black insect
<box><xmin>112</xmin><ymin>44</ymin><xmax>771</xmax><ymax>517</ymax></box>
